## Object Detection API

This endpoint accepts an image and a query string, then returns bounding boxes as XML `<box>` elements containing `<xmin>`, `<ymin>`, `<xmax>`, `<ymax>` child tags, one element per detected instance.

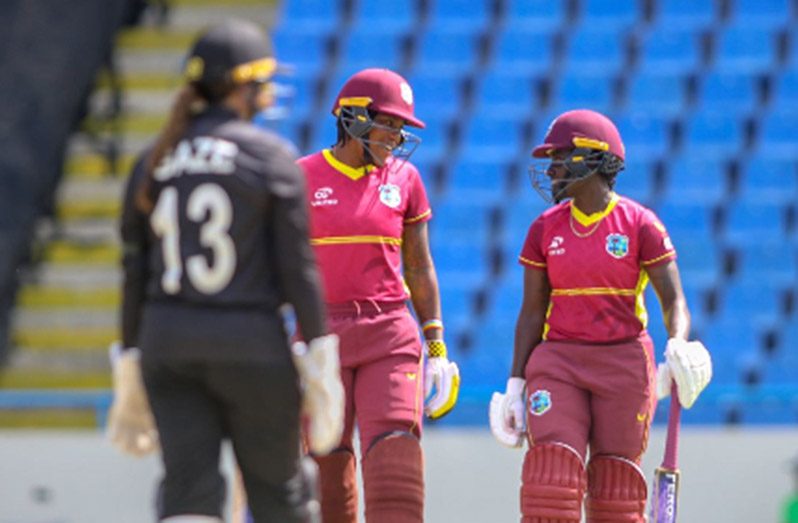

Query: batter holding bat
<box><xmin>297</xmin><ymin>68</ymin><xmax>460</xmax><ymax>523</ymax></box>
<box><xmin>489</xmin><ymin>109</ymin><xmax>712</xmax><ymax>522</ymax></box>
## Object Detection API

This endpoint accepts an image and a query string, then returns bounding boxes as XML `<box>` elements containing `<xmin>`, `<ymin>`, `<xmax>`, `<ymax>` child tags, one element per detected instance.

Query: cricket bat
<box><xmin>650</xmin><ymin>385</ymin><xmax>681</xmax><ymax>523</ymax></box>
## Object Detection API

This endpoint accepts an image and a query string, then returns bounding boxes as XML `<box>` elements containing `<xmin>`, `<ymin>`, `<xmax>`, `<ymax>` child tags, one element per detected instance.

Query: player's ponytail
<box><xmin>134</xmin><ymin>84</ymin><xmax>198</xmax><ymax>214</ymax></box>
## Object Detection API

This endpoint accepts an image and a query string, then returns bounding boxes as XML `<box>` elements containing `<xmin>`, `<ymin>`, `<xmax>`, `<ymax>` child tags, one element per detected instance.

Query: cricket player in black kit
<box><xmin>107</xmin><ymin>20</ymin><xmax>344</xmax><ymax>523</ymax></box>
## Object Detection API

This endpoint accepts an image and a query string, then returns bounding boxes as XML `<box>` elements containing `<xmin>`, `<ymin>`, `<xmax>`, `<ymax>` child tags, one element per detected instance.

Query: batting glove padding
<box><xmin>292</xmin><ymin>334</ymin><xmax>345</xmax><ymax>455</ymax></box>
<box><xmin>655</xmin><ymin>362</ymin><xmax>672</xmax><ymax>401</ymax></box>
<box><xmin>107</xmin><ymin>343</ymin><xmax>159</xmax><ymax>457</ymax></box>
<box><xmin>665</xmin><ymin>339</ymin><xmax>713</xmax><ymax>409</ymax></box>
<box><xmin>489</xmin><ymin>377</ymin><xmax>526</xmax><ymax>448</ymax></box>
<box><xmin>423</xmin><ymin>341</ymin><xmax>460</xmax><ymax>419</ymax></box>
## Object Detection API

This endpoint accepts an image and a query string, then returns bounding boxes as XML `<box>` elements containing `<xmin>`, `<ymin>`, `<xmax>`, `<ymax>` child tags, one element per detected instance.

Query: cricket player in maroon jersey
<box><xmin>488</xmin><ymin>109</ymin><xmax>712</xmax><ymax>522</ymax></box>
<box><xmin>296</xmin><ymin>68</ymin><xmax>460</xmax><ymax>523</ymax></box>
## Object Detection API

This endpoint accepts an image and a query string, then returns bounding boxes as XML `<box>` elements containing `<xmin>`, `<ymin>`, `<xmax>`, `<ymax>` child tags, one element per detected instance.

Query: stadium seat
<box><xmin>695</xmin><ymin>71</ymin><xmax>762</xmax><ymax>117</ymax></box>
<box><xmin>413</xmin><ymin>27</ymin><xmax>481</xmax><ymax>75</ymax></box>
<box><xmin>274</xmin><ymin>0</ymin><xmax>342</xmax><ymax>34</ymax></box>
<box><xmin>491</xmin><ymin>27</ymin><xmax>557</xmax><ymax>76</ymax></box>
<box><xmin>768</xmin><ymin>67</ymin><xmax>798</xmax><ymax>111</ymax></box>
<box><xmin>408</xmin><ymin>70</ymin><xmax>466</xmax><ymax>121</ymax></box>
<box><xmin>430</xmin><ymin>197</ymin><xmax>495</xmax><ymax>244</ymax></box>
<box><xmin>713</xmin><ymin>24</ymin><xmax>779</xmax><ymax>75</ymax></box>
<box><xmin>755</xmin><ymin>110</ymin><xmax>798</xmax><ymax>159</ymax></box>
<box><xmin>654</xmin><ymin>199</ymin><xmax>716</xmax><ymax>241</ymax></box>
<box><xmin>432</xmin><ymin>239</ymin><xmax>489</xmax><ymax>281</ymax></box>
<box><xmin>736</xmin><ymin>154</ymin><xmax>798</xmax><ymax>205</ymax></box>
<box><xmin>425</xmin><ymin>0</ymin><xmax>491</xmax><ymax>32</ymax></box>
<box><xmin>729</xmin><ymin>238</ymin><xmax>797</xmax><ymax>286</ymax></box>
<box><xmin>615</xmin><ymin>158</ymin><xmax>657</xmax><ymax>205</ymax></box>
<box><xmin>561</xmin><ymin>27</ymin><xmax>629</xmax><ymax>75</ymax></box>
<box><xmin>723</xmin><ymin>199</ymin><xmax>789</xmax><ymax>245</ymax></box>
<box><xmin>548</xmin><ymin>71</ymin><xmax>617</xmax><ymax>115</ymax></box>
<box><xmin>350</xmin><ymin>0</ymin><xmax>417</xmax><ymax>35</ymax></box>
<box><xmin>338</xmin><ymin>29</ymin><xmax>407</xmax><ymax>73</ymax></box>
<box><xmin>661</xmin><ymin>157</ymin><xmax>729</xmax><ymax>205</ymax></box>
<box><xmin>672</xmin><ymin>236</ymin><xmax>723</xmax><ymax>290</ymax></box>
<box><xmin>652</xmin><ymin>0</ymin><xmax>718</xmax><ymax>32</ymax></box>
<box><xmin>578</xmin><ymin>0</ymin><xmax>642</xmax><ymax>31</ymax></box>
<box><xmin>502</xmin><ymin>0</ymin><xmax>568</xmax><ymax>32</ymax></box>
<box><xmin>715</xmin><ymin>280</ymin><xmax>786</xmax><ymax>328</ymax></box>
<box><xmin>637</xmin><ymin>27</ymin><xmax>704</xmax><ymax>75</ymax></box>
<box><xmin>438</xmin><ymin>278</ymin><xmax>482</xmax><ymax>333</ymax></box>
<box><xmin>680</xmin><ymin>110</ymin><xmax>745</xmax><ymax>160</ymax></box>
<box><xmin>624</xmin><ymin>71</ymin><xmax>688</xmax><ymax>118</ymax></box>
<box><xmin>458</xmin><ymin>112</ymin><xmax>530</xmax><ymax>163</ymax></box>
<box><xmin>726</xmin><ymin>0</ymin><xmax>792</xmax><ymax>31</ymax></box>
<box><xmin>413</xmin><ymin>114</ymin><xmax>451</xmax><ymax>167</ymax></box>
<box><xmin>700</xmin><ymin>317</ymin><xmax>765</xmax><ymax>384</ymax></box>
<box><xmin>614</xmin><ymin>112</ymin><xmax>672</xmax><ymax>160</ymax></box>
<box><xmin>272</xmin><ymin>29</ymin><xmax>331</xmax><ymax>77</ymax></box>
<box><xmin>444</xmin><ymin>158</ymin><xmax>511</xmax><ymax>202</ymax></box>
<box><xmin>471</xmin><ymin>68</ymin><xmax>538</xmax><ymax>117</ymax></box>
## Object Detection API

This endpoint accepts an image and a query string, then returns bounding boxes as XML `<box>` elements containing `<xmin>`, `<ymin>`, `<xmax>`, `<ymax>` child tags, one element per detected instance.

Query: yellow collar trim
<box><xmin>322</xmin><ymin>149</ymin><xmax>374</xmax><ymax>181</ymax></box>
<box><xmin>570</xmin><ymin>193</ymin><xmax>620</xmax><ymax>226</ymax></box>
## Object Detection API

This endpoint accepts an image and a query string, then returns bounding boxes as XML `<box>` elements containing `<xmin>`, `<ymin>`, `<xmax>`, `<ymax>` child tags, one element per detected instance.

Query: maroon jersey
<box><xmin>297</xmin><ymin>149</ymin><xmax>431</xmax><ymax>303</ymax></box>
<box><xmin>519</xmin><ymin>194</ymin><xmax>676</xmax><ymax>342</ymax></box>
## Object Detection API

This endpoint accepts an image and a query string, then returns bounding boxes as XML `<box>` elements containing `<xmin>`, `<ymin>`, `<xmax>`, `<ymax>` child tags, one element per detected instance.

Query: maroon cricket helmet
<box><xmin>532</xmin><ymin>109</ymin><xmax>625</xmax><ymax>161</ymax></box>
<box><xmin>331</xmin><ymin>68</ymin><xmax>425</xmax><ymax>128</ymax></box>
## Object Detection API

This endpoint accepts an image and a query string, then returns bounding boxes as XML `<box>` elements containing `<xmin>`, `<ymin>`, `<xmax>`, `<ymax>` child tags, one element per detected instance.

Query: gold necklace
<box><xmin>569</xmin><ymin>213</ymin><xmax>603</xmax><ymax>238</ymax></box>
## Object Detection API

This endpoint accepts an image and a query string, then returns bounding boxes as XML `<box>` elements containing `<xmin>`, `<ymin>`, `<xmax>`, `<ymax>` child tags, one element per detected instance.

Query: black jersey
<box><xmin>120</xmin><ymin>106</ymin><xmax>325</xmax><ymax>358</ymax></box>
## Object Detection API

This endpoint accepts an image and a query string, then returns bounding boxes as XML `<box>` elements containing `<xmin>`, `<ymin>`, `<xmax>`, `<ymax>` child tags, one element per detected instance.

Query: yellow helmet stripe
<box><xmin>572</xmin><ymin>136</ymin><xmax>609</xmax><ymax>151</ymax></box>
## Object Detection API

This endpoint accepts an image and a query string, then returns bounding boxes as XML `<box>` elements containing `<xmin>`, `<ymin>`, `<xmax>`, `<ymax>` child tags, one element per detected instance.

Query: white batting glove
<box><xmin>655</xmin><ymin>362</ymin><xmax>672</xmax><ymax>401</ymax></box>
<box><xmin>489</xmin><ymin>377</ymin><xmax>526</xmax><ymax>448</ymax></box>
<box><xmin>107</xmin><ymin>342</ymin><xmax>159</xmax><ymax>457</ymax></box>
<box><xmin>665</xmin><ymin>338</ymin><xmax>713</xmax><ymax>409</ymax></box>
<box><xmin>423</xmin><ymin>340</ymin><xmax>460</xmax><ymax>419</ymax></box>
<box><xmin>292</xmin><ymin>334</ymin><xmax>344</xmax><ymax>455</ymax></box>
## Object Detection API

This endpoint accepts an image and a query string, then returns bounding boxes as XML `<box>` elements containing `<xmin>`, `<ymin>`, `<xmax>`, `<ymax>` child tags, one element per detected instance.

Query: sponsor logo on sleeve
<box><xmin>547</xmin><ymin>235</ymin><xmax>565</xmax><ymax>256</ymax></box>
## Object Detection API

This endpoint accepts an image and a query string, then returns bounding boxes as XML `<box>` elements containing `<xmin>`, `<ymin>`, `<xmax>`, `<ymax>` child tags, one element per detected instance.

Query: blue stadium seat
<box><xmin>723</xmin><ymin>199</ymin><xmax>789</xmax><ymax>245</ymax></box>
<box><xmin>274</xmin><ymin>0</ymin><xmax>342</xmax><ymax>34</ymax></box>
<box><xmin>408</xmin><ymin>70</ymin><xmax>466</xmax><ymax>121</ymax></box>
<box><xmin>715</xmin><ymin>280</ymin><xmax>786</xmax><ymax>327</ymax></box>
<box><xmin>769</xmin><ymin>68</ymin><xmax>798</xmax><ymax>111</ymax></box>
<box><xmin>672</xmin><ymin>237</ymin><xmax>723</xmax><ymax>290</ymax></box>
<box><xmin>624</xmin><ymin>71</ymin><xmax>688</xmax><ymax>118</ymax></box>
<box><xmin>438</xmin><ymin>278</ymin><xmax>482</xmax><ymax>332</ymax></box>
<box><xmin>414</xmin><ymin>27</ymin><xmax>480</xmax><ymax>75</ymax></box>
<box><xmin>338</xmin><ymin>29</ymin><xmax>407</xmax><ymax>73</ymax></box>
<box><xmin>492</xmin><ymin>27</ymin><xmax>557</xmax><ymax>76</ymax></box>
<box><xmin>756</xmin><ymin>110</ymin><xmax>798</xmax><ymax>159</ymax></box>
<box><xmin>680</xmin><ymin>110</ymin><xmax>745</xmax><ymax>160</ymax></box>
<box><xmin>727</xmin><ymin>0</ymin><xmax>792</xmax><ymax>31</ymax></box>
<box><xmin>307</xmin><ymin>119</ymin><xmax>338</xmax><ymax>152</ymax></box>
<box><xmin>637</xmin><ymin>28</ymin><xmax>704</xmax><ymax>75</ymax></box>
<box><xmin>548</xmin><ymin>71</ymin><xmax>617</xmax><ymax>115</ymax></box>
<box><xmin>413</xmin><ymin>114</ymin><xmax>450</xmax><ymax>167</ymax></box>
<box><xmin>459</xmin><ymin>113</ymin><xmax>529</xmax><ymax>163</ymax></box>
<box><xmin>713</xmin><ymin>24</ymin><xmax>779</xmax><ymax>74</ymax></box>
<box><xmin>614</xmin><ymin>112</ymin><xmax>671</xmax><ymax>160</ymax></box>
<box><xmin>472</xmin><ymin>68</ymin><xmax>537</xmax><ymax>117</ymax></box>
<box><xmin>562</xmin><ymin>28</ymin><xmax>629</xmax><ymax>75</ymax></box>
<box><xmin>502</xmin><ymin>197</ymin><xmax>548</xmax><ymax>247</ymax></box>
<box><xmin>695</xmin><ymin>71</ymin><xmax>761</xmax><ymax>116</ymax></box>
<box><xmin>272</xmin><ymin>29</ymin><xmax>331</xmax><ymax>77</ymax></box>
<box><xmin>350</xmin><ymin>0</ymin><xmax>417</xmax><ymax>35</ymax></box>
<box><xmin>773</xmin><ymin>320</ymin><xmax>798</xmax><ymax>363</ymax></box>
<box><xmin>444</xmin><ymin>159</ymin><xmax>510</xmax><ymax>202</ymax></box>
<box><xmin>616</xmin><ymin>158</ymin><xmax>657</xmax><ymax>204</ymax></box>
<box><xmin>730</xmin><ymin>239</ymin><xmax>797</xmax><ymax>286</ymax></box>
<box><xmin>579</xmin><ymin>0</ymin><xmax>642</xmax><ymax>31</ymax></box>
<box><xmin>425</xmin><ymin>0</ymin><xmax>491</xmax><ymax>32</ymax></box>
<box><xmin>652</xmin><ymin>0</ymin><xmax>719</xmax><ymax>32</ymax></box>
<box><xmin>502</xmin><ymin>0</ymin><xmax>567</xmax><ymax>32</ymax></box>
<box><xmin>662</xmin><ymin>157</ymin><xmax>728</xmax><ymax>205</ymax></box>
<box><xmin>645</xmin><ymin>286</ymin><xmax>708</xmax><ymax>352</ymax></box>
<box><xmin>654</xmin><ymin>199</ymin><xmax>716</xmax><ymax>241</ymax></box>
<box><xmin>737</xmin><ymin>154</ymin><xmax>798</xmax><ymax>205</ymax></box>
<box><xmin>701</xmin><ymin>317</ymin><xmax>765</xmax><ymax>384</ymax></box>
<box><xmin>430</xmin><ymin>197</ymin><xmax>494</xmax><ymax>243</ymax></box>
<box><xmin>432</xmin><ymin>239</ymin><xmax>489</xmax><ymax>281</ymax></box>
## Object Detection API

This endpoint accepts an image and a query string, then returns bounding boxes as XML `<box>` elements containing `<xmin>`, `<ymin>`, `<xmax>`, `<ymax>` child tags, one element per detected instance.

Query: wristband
<box><xmin>421</xmin><ymin>319</ymin><xmax>444</xmax><ymax>333</ymax></box>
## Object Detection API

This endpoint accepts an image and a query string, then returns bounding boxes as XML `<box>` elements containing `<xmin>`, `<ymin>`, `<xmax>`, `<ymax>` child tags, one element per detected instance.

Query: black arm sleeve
<box><xmin>120</xmin><ymin>155</ymin><xmax>150</xmax><ymax>348</ymax></box>
<box><xmin>269</xmin><ymin>157</ymin><xmax>327</xmax><ymax>341</ymax></box>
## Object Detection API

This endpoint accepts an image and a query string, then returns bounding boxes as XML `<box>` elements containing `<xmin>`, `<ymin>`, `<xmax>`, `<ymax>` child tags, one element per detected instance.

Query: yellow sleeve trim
<box><xmin>519</xmin><ymin>255</ymin><xmax>546</xmax><ymax>268</ymax></box>
<box><xmin>404</xmin><ymin>209</ymin><xmax>431</xmax><ymax>224</ymax></box>
<box><xmin>311</xmin><ymin>235</ymin><xmax>403</xmax><ymax>246</ymax></box>
<box><xmin>641</xmin><ymin>251</ymin><xmax>676</xmax><ymax>266</ymax></box>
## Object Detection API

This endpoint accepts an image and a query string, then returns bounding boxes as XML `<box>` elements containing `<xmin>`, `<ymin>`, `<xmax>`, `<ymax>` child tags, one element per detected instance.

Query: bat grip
<box><xmin>662</xmin><ymin>384</ymin><xmax>681</xmax><ymax>470</ymax></box>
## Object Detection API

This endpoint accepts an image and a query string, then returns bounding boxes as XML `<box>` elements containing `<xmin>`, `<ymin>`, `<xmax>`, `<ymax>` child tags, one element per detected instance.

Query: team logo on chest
<box><xmin>606</xmin><ymin>233</ymin><xmax>630</xmax><ymax>259</ymax></box>
<box><xmin>378</xmin><ymin>183</ymin><xmax>401</xmax><ymax>209</ymax></box>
